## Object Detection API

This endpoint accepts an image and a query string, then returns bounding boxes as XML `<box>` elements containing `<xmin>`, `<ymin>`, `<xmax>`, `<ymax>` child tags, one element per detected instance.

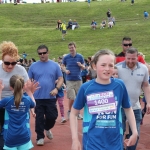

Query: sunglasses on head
<box><xmin>123</xmin><ymin>43</ymin><xmax>132</xmax><ymax>47</ymax></box>
<box><xmin>4</xmin><ymin>61</ymin><xmax>17</xmax><ymax>66</ymax></box>
<box><xmin>38</xmin><ymin>52</ymin><xmax>47</xmax><ymax>55</ymax></box>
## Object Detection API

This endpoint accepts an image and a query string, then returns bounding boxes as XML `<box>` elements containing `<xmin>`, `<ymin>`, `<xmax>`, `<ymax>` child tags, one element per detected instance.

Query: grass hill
<box><xmin>0</xmin><ymin>0</ymin><xmax>150</xmax><ymax>61</ymax></box>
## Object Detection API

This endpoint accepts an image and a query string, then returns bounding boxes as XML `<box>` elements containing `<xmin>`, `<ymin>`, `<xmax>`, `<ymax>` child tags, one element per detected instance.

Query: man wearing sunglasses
<box><xmin>28</xmin><ymin>45</ymin><xmax>63</xmax><ymax>146</ymax></box>
<box><xmin>116</xmin><ymin>37</ymin><xmax>145</xmax><ymax>64</ymax></box>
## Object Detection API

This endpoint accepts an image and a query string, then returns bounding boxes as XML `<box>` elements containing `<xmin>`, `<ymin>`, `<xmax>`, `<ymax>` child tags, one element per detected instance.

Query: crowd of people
<box><xmin>91</xmin><ymin>9</ymin><xmax>116</xmax><ymax>30</ymax></box>
<box><xmin>0</xmin><ymin>38</ymin><xmax>150</xmax><ymax>150</ymax></box>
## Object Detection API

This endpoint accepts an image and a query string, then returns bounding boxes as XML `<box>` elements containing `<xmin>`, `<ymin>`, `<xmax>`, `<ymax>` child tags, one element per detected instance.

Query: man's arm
<box><xmin>142</xmin><ymin>81</ymin><xmax>150</xmax><ymax>114</ymax></box>
<box><xmin>61</xmin><ymin>64</ymin><xmax>70</xmax><ymax>74</ymax></box>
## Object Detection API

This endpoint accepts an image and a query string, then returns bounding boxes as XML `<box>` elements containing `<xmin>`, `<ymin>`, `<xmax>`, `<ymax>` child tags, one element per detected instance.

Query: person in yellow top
<box><xmin>61</xmin><ymin>21</ymin><xmax>67</xmax><ymax>40</ymax></box>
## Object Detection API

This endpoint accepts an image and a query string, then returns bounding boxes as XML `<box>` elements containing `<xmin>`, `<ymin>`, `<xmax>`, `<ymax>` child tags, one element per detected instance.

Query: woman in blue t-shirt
<box><xmin>0</xmin><ymin>75</ymin><xmax>36</xmax><ymax>150</ymax></box>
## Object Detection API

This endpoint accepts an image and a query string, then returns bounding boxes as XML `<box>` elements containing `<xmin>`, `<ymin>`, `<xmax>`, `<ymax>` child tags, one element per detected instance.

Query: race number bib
<box><xmin>86</xmin><ymin>91</ymin><xmax>116</xmax><ymax>114</ymax></box>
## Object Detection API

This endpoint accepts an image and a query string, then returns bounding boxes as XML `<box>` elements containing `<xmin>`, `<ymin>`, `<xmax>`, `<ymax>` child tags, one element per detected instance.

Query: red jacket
<box><xmin>116</xmin><ymin>55</ymin><xmax>145</xmax><ymax>64</ymax></box>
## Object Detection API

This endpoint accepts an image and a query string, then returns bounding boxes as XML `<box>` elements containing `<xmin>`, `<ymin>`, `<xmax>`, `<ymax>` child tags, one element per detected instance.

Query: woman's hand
<box><xmin>0</xmin><ymin>80</ymin><xmax>4</xmax><ymax>91</ymax></box>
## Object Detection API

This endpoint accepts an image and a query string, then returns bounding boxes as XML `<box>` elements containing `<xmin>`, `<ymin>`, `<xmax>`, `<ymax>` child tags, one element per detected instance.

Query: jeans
<box><xmin>122</xmin><ymin>108</ymin><xmax>142</xmax><ymax>150</ymax></box>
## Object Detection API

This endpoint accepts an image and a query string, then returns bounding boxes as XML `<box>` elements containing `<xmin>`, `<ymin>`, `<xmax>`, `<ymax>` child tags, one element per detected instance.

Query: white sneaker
<box><xmin>77</xmin><ymin>114</ymin><xmax>83</xmax><ymax>120</ymax></box>
<box><xmin>45</xmin><ymin>130</ymin><xmax>53</xmax><ymax>140</ymax></box>
<box><xmin>37</xmin><ymin>138</ymin><xmax>44</xmax><ymax>146</ymax></box>
<box><xmin>61</xmin><ymin>118</ymin><xmax>67</xmax><ymax>123</ymax></box>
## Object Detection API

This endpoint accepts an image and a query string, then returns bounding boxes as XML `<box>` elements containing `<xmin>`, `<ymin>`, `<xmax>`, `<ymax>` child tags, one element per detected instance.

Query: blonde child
<box><xmin>70</xmin><ymin>50</ymin><xmax>138</xmax><ymax>150</ymax></box>
<box><xmin>0</xmin><ymin>75</ymin><xmax>36</xmax><ymax>150</ymax></box>
<box><xmin>112</xmin><ymin>66</ymin><xmax>118</xmax><ymax>78</ymax></box>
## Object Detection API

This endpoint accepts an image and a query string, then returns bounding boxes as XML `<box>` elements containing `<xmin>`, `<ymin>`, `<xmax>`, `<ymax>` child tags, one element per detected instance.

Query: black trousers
<box><xmin>0</xmin><ymin>136</ymin><xmax>4</xmax><ymax>150</ymax></box>
<box><xmin>82</xmin><ymin>76</ymin><xmax>87</xmax><ymax>83</ymax></box>
<box><xmin>35</xmin><ymin>99</ymin><xmax>58</xmax><ymax>140</ymax></box>
<box><xmin>0</xmin><ymin>108</ymin><xmax>5</xmax><ymax>150</ymax></box>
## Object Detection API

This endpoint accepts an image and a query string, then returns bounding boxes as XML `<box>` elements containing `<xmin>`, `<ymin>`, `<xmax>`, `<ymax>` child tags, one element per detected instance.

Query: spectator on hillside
<box><xmin>112</xmin><ymin>16</ymin><xmax>116</xmax><ymax>25</ymax></box>
<box><xmin>72</xmin><ymin>20</ymin><xmax>79</xmax><ymax>30</ymax></box>
<box><xmin>67</xmin><ymin>19</ymin><xmax>72</xmax><ymax>30</ymax></box>
<box><xmin>91</xmin><ymin>20</ymin><xmax>97</xmax><ymax>30</ymax></box>
<box><xmin>131</xmin><ymin>0</ymin><xmax>134</xmax><ymax>5</ymax></box>
<box><xmin>106</xmin><ymin>9</ymin><xmax>111</xmax><ymax>21</ymax></box>
<box><xmin>100</xmin><ymin>19</ymin><xmax>106</xmax><ymax>29</ymax></box>
<box><xmin>108</xmin><ymin>18</ymin><xmax>114</xmax><ymax>28</ymax></box>
<box><xmin>56</xmin><ymin>20</ymin><xmax>62</xmax><ymax>30</ymax></box>
<box><xmin>87</xmin><ymin>0</ymin><xmax>90</xmax><ymax>7</ymax></box>
<box><xmin>22</xmin><ymin>52</ymin><xmax>28</xmax><ymax>59</ymax></box>
<box><xmin>144</xmin><ymin>11</ymin><xmax>149</xmax><ymax>19</ymax></box>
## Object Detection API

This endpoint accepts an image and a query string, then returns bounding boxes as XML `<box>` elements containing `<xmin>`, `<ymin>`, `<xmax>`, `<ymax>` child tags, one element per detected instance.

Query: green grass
<box><xmin>0</xmin><ymin>0</ymin><xmax>150</xmax><ymax>61</ymax></box>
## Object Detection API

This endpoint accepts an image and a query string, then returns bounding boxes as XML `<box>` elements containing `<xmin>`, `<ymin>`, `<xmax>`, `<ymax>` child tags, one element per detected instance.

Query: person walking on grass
<box><xmin>0</xmin><ymin>75</ymin><xmax>37</xmax><ymax>150</ymax></box>
<box><xmin>61</xmin><ymin>21</ymin><xmax>67</xmax><ymax>40</ymax></box>
<box><xmin>70</xmin><ymin>49</ymin><xmax>138</xmax><ymax>150</ymax></box>
<box><xmin>28</xmin><ymin>45</ymin><xmax>63</xmax><ymax>146</ymax></box>
<box><xmin>62</xmin><ymin>42</ymin><xmax>85</xmax><ymax>120</ymax></box>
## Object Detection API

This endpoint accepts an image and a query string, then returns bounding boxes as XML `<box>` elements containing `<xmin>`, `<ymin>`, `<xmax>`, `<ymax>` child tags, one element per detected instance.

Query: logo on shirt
<box><xmin>137</xmin><ymin>74</ymin><xmax>144</xmax><ymax>76</ymax></box>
